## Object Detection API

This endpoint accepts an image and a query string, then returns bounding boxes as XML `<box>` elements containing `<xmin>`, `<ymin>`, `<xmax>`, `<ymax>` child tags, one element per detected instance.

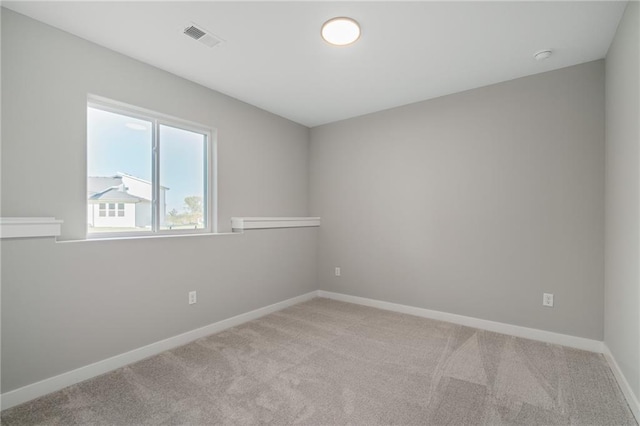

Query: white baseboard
<box><xmin>4</xmin><ymin>288</ymin><xmax>637</xmax><ymax>424</ymax></box>
<box><xmin>0</xmin><ymin>291</ymin><xmax>318</xmax><ymax>411</ymax></box>
<box><xmin>330</xmin><ymin>290</ymin><xmax>640</xmax><ymax>422</ymax></box>
<box><xmin>602</xmin><ymin>344</ymin><xmax>640</xmax><ymax>422</ymax></box>
<box><xmin>317</xmin><ymin>290</ymin><xmax>604</xmax><ymax>353</ymax></box>
<box><xmin>318</xmin><ymin>291</ymin><xmax>640</xmax><ymax>421</ymax></box>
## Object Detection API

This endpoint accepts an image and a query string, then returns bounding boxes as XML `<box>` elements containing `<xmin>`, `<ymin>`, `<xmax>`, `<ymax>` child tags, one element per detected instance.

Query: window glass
<box><xmin>159</xmin><ymin>125</ymin><xmax>207</xmax><ymax>230</ymax></box>
<box><xmin>87</xmin><ymin>100</ymin><xmax>212</xmax><ymax>237</ymax></box>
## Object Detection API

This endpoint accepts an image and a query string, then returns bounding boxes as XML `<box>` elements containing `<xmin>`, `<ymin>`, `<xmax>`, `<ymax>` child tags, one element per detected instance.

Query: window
<box><xmin>98</xmin><ymin>203</ymin><xmax>125</xmax><ymax>218</ymax></box>
<box><xmin>87</xmin><ymin>97</ymin><xmax>214</xmax><ymax>237</ymax></box>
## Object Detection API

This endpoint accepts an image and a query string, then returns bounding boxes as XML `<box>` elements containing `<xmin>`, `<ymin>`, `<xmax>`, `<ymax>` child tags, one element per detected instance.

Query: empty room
<box><xmin>1</xmin><ymin>1</ymin><xmax>639</xmax><ymax>424</ymax></box>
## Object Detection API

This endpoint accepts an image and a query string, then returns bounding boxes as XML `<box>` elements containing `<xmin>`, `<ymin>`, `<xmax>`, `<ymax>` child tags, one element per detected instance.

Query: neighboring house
<box><xmin>88</xmin><ymin>173</ymin><xmax>167</xmax><ymax>230</ymax></box>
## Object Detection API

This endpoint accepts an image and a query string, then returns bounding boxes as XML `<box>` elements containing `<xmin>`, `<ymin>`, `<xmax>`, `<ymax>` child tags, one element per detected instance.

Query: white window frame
<box><xmin>87</xmin><ymin>95</ymin><xmax>217</xmax><ymax>239</ymax></box>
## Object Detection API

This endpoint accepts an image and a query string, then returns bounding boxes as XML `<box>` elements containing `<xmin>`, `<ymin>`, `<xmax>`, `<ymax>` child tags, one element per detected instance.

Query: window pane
<box><xmin>99</xmin><ymin>211</ymin><xmax>106</xmax><ymax>217</ymax></box>
<box><xmin>87</xmin><ymin>107</ymin><xmax>152</xmax><ymax>234</ymax></box>
<box><xmin>159</xmin><ymin>125</ymin><xmax>207</xmax><ymax>230</ymax></box>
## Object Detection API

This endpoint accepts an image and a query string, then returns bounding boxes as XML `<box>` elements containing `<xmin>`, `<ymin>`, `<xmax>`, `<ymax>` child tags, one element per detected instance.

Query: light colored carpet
<box><xmin>1</xmin><ymin>298</ymin><xmax>636</xmax><ymax>425</ymax></box>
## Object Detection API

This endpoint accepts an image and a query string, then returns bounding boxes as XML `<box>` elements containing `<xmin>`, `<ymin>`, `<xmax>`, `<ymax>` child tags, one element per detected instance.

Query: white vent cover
<box><xmin>182</xmin><ymin>23</ymin><xmax>224</xmax><ymax>48</ymax></box>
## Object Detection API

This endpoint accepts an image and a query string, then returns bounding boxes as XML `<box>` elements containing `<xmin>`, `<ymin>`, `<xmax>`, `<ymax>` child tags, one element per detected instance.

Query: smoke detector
<box><xmin>182</xmin><ymin>22</ymin><xmax>224</xmax><ymax>48</ymax></box>
<box><xmin>534</xmin><ymin>49</ymin><xmax>552</xmax><ymax>61</ymax></box>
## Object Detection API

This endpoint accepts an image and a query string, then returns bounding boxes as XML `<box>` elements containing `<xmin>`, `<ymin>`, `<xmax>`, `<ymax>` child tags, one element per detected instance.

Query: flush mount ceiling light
<box><xmin>321</xmin><ymin>17</ymin><xmax>361</xmax><ymax>46</ymax></box>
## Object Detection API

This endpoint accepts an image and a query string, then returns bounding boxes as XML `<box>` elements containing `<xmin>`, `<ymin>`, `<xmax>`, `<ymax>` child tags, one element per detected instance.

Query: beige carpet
<box><xmin>2</xmin><ymin>298</ymin><xmax>637</xmax><ymax>425</ymax></box>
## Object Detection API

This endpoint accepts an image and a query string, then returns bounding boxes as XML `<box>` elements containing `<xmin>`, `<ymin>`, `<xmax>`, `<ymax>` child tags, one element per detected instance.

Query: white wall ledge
<box><xmin>231</xmin><ymin>217</ymin><xmax>320</xmax><ymax>231</ymax></box>
<box><xmin>0</xmin><ymin>217</ymin><xmax>63</xmax><ymax>239</ymax></box>
<box><xmin>58</xmin><ymin>231</ymin><xmax>239</xmax><ymax>244</ymax></box>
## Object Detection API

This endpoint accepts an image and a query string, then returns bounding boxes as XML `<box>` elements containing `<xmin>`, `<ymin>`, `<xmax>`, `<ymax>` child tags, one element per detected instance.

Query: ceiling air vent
<box><xmin>182</xmin><ymin>23</ymin><xmax>224</xmax><ymax>48</ymax></box>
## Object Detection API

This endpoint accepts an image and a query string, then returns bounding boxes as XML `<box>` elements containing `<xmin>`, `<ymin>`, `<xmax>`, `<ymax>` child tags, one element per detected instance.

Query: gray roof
<box><xmin>88</xmin><ymin>176</ymin><xmax>122</xmax><ymax>196</ymax></box>
<box><xmin>88</xmin><ymin>176</ymin><xmax>146</xmax><ymax>203</ymax></box>
<box><xmin>88</xmin><ymin>187</ymin><xmax>143</xmax><ymax>203</ymax></box>
<box><xmin>116</xmin><ymin>172</ymin><xmax>169</xmax><ymax>190</ymax></box>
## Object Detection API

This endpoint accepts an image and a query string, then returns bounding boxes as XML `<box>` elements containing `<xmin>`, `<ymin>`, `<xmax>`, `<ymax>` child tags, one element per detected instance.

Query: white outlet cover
<box><xmin>543</xmin><ymin>293</ymin><xmax>554</xmax><ymax>307</ymax></box>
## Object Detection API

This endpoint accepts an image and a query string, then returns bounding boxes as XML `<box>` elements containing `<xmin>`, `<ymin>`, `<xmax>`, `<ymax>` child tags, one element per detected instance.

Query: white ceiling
<box><xmin>3</xmin><ymin>1</ymin><xmax>627</xmax><ymax>127</ymax></box>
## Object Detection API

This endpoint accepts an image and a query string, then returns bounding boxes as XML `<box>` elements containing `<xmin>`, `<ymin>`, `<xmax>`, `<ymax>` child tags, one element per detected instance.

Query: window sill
<box><xmin>57</xmin><ymin>231</ymin><xmax>238</xmax><ymax>244</ymax></box>
<box><xmin>1</xmin><ymin>216</ymin><xmax>320</xmax><ymax>242</ymax></box>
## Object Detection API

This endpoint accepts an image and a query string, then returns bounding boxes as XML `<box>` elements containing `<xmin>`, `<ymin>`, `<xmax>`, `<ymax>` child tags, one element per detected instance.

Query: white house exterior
<box><xmin>88</xmin><ymin>173</ymin><xmax>167</xmax><ymax>231</ymax></box>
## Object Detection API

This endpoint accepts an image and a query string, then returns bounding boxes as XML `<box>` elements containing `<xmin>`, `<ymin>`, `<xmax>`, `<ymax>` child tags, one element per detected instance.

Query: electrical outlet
<box><xmin>543</xmin><ymin>293</ymin><xmax>553</xmax><ymax>307</ymax></box>
<box><xmin>188</xmin><ymin>291</ymin><xmax>197</xmax><ymax>305</ymax></box>
<box><xmin>335</xmin><ymin>267</ymin><xmax>341</xmax><ymax>277</ymax></box>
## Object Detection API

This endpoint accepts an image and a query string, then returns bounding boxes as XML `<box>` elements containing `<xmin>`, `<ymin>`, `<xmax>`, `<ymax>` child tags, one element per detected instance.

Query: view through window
<box><xmin>87</xmin><ymin>100</ymin><xmax>211</xmax><ymax>236</ymax></box>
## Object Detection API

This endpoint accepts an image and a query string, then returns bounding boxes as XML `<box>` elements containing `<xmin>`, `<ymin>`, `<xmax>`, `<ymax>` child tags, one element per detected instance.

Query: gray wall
<box><xmin>1</xmin><ymin>10</ymin><xmax>310</xmax><ymax>238</ymax></box>
<box><xmin>1</xmin><ymin>9</ymin><xmax>316</xmax><ymax>393</ymax></box>
<box><xmin>310</xmin><ymin>61</ymin><xmax>605</xmax><ymax>340</ymax></box>
<box><xmin>605</xmin><ymin>1</ymin><xmax>640</xmax><ymax>402</ymax></box>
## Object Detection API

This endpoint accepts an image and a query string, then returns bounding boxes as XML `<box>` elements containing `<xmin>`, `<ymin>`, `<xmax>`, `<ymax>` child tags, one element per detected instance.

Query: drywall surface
<box><xmin>1</xmin><ymin>9</ymin><xmax>315</xmax><ymax>393</ymax></box>
<box><xmin>605</xmin><ymin>1</ymin><xmax>640</xmax><ymax>401</ymax></box>
<box><xmin>310</xmin><ymin>61</ymin><xmax>605</xmax><ymax>340</ymax></box>
<box><xmin>1</xmin><ymin>9</ymin><xmax>310</xmax><ymax>238</ymax></box>
<box><xmin>1</xmin><ymin>230</ymin><xmax>317</xmax><ymax>393</ymax></box>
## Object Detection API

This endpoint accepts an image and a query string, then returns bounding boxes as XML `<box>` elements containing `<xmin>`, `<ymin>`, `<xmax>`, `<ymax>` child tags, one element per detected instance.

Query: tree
<box><xmin>184</xmin><ymin>196</ymin><xmax>203</xmax><ymax>215</ymax></box>
<box><xmin>166</xmin><ymin>196</ymin><xmax>204</xmax><ymax>228</ymax></box>
<box><xmin>167</xmin><ymin>208</ymin><xmax>181</xmax><ymax>225</ymax></box>
<box><xmin>183</xmin><ymin>196</ymin><xmax>203</xmax><ymax>224</ymax></box>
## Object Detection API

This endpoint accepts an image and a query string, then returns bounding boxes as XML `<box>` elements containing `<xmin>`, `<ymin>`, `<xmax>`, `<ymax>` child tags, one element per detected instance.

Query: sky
<box><xmin>87</xmin><ymin>107</ymin><xmax>206</xmax><ymax>213</ymax></box>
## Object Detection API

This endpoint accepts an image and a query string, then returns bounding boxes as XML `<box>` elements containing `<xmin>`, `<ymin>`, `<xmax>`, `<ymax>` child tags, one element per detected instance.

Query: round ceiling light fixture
<box><xmin>321</xmin><ymin>17</ymin><xmax>361</xmax><ymax>46</ymax></box>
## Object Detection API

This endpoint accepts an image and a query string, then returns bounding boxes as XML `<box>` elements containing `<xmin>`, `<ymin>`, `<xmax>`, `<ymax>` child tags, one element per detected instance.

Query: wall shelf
<box><xmin>0</xmin><ymin>217</ymin><xmax>63</xmax><ymax>239</ymax></box>
<box><xmin>231</xmin><ymin>217</ymin><xmax>320</xmax><ymax>231</ymax></box>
